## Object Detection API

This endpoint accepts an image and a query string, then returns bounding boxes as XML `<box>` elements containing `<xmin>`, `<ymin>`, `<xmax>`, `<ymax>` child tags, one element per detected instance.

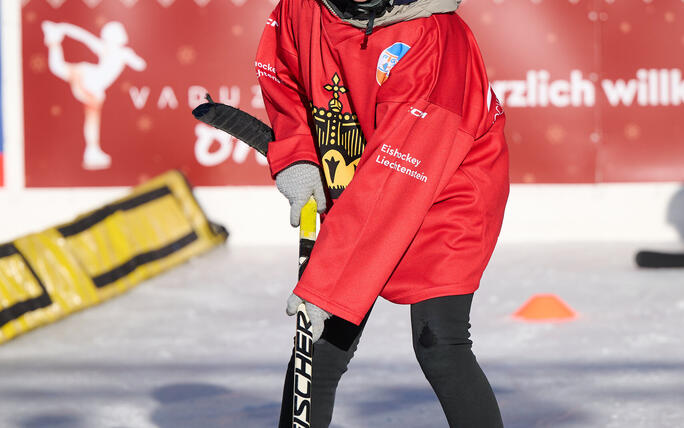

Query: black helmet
<box><xmin>326</xmin><ymin>0</ymin><xmax>397</xmax><ymax>34</ymax></box>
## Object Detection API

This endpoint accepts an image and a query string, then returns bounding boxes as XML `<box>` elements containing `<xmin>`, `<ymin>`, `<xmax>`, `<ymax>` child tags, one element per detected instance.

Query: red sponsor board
<box><xmin>459</xmin><ymin>0</ymin><xmax>684</xmax><ymax>183</ymax></box>
<box><xmin>22</xmin><ymin>0</ymin><xmax>274</xmax><ymax>187</ymax></box>
<box><xmin>596</xmin><ymin>1</ymin><xmax>684</xmax><ymax>182</ymax></box>
<box><xmin>21</xmin><ymin>0</ymin><xmax>684</xmax><ymax>186</ymax></box>
<box><xmin>460</xmin><ymin>0</ymin><xmax>599</xmax><ymax>183</ymax></box>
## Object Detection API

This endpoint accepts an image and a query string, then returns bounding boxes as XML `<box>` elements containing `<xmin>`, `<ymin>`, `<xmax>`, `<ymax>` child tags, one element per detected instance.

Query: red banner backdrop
<box><xmin>21</xmin><ymin>0</ymin><xmax>684</xmax><ymax>186</ymax></box>
<box><xmin>460</xmin><ymin>0</ymin><xmax>684</xmax><ymax>183</ymax></box>
<box><xmin>22</xmin><ymin>0</ymin><xmax>275</xmax><ymax>187</ymax></box>
<box><xmin>595</xmin><ymin>1</ymin><xmax>684</xmax><ymax>182</ymax></box>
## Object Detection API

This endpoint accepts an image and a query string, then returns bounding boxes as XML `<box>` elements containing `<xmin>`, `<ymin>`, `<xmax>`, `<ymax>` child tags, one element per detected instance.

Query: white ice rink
<box><xmin>1</xmin><ymin>241</ymin><xmax>683</xmax><ymax>428</ymax></box>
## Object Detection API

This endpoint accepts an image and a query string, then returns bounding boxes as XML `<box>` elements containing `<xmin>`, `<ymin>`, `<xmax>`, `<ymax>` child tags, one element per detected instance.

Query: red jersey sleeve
<box><xmin>255</xmin><ymin>1</ymin><xmax>320</xmax><ymax>177</ymax></box>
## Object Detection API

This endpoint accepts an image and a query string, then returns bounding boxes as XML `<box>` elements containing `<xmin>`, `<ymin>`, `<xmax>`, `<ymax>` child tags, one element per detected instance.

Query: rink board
<box><xmin>0</xmin><ymin>170</ymin><xmax>227</xmax><ymax>344</ymax></box>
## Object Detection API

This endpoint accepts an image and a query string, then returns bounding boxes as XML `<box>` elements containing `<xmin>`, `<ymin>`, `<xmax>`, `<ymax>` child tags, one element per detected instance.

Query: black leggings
<box><xmin>278</xmin><ymin>294</ymin><xmax>503</xmax><ymax>428</ymax></box>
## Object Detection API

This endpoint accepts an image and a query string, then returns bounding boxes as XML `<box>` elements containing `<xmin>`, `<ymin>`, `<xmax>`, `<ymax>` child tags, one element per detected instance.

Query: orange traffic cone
<box><xmin>512</xmin><ymin>294</ymin><xmax>577</xmax><ymax>322</ymax></box>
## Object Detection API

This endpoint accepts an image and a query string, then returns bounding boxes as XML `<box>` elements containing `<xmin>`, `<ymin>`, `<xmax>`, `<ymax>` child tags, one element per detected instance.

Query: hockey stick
<box><xmin>293</xmin><ymin>198</ymin><xmax>317</xmax><ymax>427</ymax></box>
<box><xmin>635</xmin><ymin>250</ymin><xmax>684</xmax><ymax>268</ymax></box>
<box><xmin>192</xmin><ymin>94</ymin><xmax>316</xmax><ymax>427</ymax></box>
<box><xmin>192</xmin><ymin>94</ymin><xmax>273</xmax><ymax>156</ymax></box>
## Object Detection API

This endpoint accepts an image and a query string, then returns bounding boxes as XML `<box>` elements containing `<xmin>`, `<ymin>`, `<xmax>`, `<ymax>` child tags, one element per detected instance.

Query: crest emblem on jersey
<box><xmin>311</xmin><ymin>73</ymin><xmax>367</xmax><ymax>199</ymax></box>
<box><xmin>376</xmin><ymin>42</ymin><xmax>411</xmax><ymax>86</ymax></box>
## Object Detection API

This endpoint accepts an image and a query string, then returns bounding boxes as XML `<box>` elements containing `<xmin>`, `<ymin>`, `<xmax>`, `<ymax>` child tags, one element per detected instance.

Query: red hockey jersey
<box><xmin>256</xmin><ymin>0</ymin><xmax>509</xmax><ymax>325</ymax></box>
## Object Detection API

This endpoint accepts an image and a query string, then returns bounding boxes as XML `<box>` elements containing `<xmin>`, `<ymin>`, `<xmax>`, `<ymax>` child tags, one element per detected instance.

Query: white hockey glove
<box><xmin>275</xmin><ymin>163</ymin><xmax>327</xmax><ymax>227</ymax></box>
<box><xmin>286</xmin><ymin>293</ymin><xmax>331</xmax><ymax>343</ymax></box>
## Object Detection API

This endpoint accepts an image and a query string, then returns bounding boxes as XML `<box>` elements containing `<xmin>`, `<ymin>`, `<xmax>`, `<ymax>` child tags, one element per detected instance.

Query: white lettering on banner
<box><xmin>493</xmin><ymin>69</ymin><xmax>684</xmax><ymax>108</ymax></box>
<box><xmin>602</xmin><ymin>78</ymin><xmax>638</xmax><ymax>107</ymax></box>
<box><xmin>130</xmin><ymin>85</ymin><xmax>244</xmax><ymax>110</ymax></box>
<box><xmin>375</xmin><ymin>144</ymin><xmax>427</xmax><ymax>183</ymax></box>
<box><xmin>493</xmin><ymin>70</ymin><xmax>595</xmax><ymax>107</ymax></box>
<box><xmin>266</xmin><ymin>18</ymin><xmax>279</xmax><ymax>27</ymax></box>
<box><xmin>188</xmin><ymin>85</ymin><xmax>207</xmax><ymax>109</ymax></box>
<box><xmin>251</xmin><ymin>85</ymin><xmax>265</xmax><ymax>109</ymax></box>
<box><xmin>129</xmin><ymin>86</ymin><xmax>150</xmax><ymax>110</ymax></box>
<box><xmin>188</xmin><ymin>85</ymin><xmax>240</xmax><ymax>109</ymax></box>
<box><xmin>602</xmin><ymin>69</ymin><xmax>684</xmax><ymax>107</ymax></box>
<box><xmin>194</xmin><ymin>123</ymin><xmax>268</xmax><ymax>167</ymax></box>
<box><xmin>158</xmin><ymin>86</ymin><xmax>179</xmax><ymax>109</ymax></box>
<box><xmin>219</xmin><ymin>86</ymin><xmax>240</xmax><ymax>107</ymax></box>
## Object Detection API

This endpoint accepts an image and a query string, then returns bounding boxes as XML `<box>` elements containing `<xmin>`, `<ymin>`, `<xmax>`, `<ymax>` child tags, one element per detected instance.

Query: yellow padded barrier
<box><xmin>0</xmin><ymin>170</ymin><xmax>227</xmax><ymax>344</ymax></box>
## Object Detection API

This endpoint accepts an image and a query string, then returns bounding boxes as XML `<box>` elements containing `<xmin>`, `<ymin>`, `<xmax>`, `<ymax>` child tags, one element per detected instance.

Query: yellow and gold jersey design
<box><xmin>311</xmin><ymin>73</ymin><xmax>367</xmax><ymax>200</ymax></box>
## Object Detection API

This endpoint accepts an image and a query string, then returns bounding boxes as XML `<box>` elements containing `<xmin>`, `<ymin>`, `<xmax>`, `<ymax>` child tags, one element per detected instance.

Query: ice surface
<box><xmin>0</xmin><ymin>242</ymin><xmax>683</xmax><ymax>427</ymax></box>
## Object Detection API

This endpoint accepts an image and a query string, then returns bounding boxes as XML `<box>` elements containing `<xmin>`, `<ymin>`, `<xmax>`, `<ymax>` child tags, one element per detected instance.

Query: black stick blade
<box><xmin>192</xmin><ymin>94</ymin><xmax>273</xmax><ymax>156</ymax></box>
<box><xmin>635</xmin><ymin>250</ymin><xmax>684</xmax><ymax>268</ymax></box>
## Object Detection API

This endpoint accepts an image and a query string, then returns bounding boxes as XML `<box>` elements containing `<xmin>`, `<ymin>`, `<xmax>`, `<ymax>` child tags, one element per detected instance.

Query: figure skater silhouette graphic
<box><xmin>42</xmin><ymin>21</ymin><xmax>146</xmax><ymax>170</ymax></box>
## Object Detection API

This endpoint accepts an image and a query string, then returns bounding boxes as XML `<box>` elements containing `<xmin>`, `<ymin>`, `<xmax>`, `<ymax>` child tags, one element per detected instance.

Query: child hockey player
<box><xmin>256</xmin><ymin>0</ymin><xmax>509</xmax><ymax>425</ymax></box>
